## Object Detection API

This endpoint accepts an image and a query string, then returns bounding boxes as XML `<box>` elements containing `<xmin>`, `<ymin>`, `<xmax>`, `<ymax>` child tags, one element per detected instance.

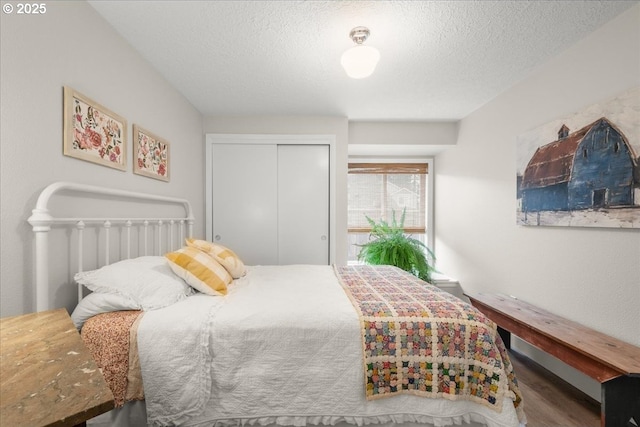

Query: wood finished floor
<box><xmin>509</xmin><ymin>350</ymin><xmax>601</xmax><ymax>427</ymax></box>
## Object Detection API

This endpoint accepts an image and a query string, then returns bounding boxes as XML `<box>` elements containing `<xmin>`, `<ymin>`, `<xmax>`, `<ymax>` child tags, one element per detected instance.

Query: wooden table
<box><xmin>1</xmin><ymin>308</ymin><xmax>115</xmax><ymax>427</ymax></box>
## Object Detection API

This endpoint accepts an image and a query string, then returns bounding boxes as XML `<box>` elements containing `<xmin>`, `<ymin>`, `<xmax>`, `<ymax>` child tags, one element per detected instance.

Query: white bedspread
<box><xmin>138</xmin><ymin>265</ymin><xmax>522</xmax><ymax>427</ymax></box>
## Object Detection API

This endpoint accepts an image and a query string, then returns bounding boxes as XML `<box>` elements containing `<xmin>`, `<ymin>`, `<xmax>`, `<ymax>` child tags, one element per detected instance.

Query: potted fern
<box><xmin>357</xmin><ymin>209</ymin><xmax>435</xmax><ymax>282</ymax></box>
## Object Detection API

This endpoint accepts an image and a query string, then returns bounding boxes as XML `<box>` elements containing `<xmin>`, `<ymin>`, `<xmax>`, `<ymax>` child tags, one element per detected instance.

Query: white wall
<box><xmin>0</xmin><ymin>2</ymin><xmax>204</xmax><ymax>317</ymax></box>
<box><xmin>203</xmin><ymin>116</ymin><xmax>349</xmax><ymax>264</ymax></box>
<box><xmin>435</xmin><ymin>4</ymin><xmax>640</xmax><ymax>398</ymax></box>
<box><xmin>348</xmin><ymin>121</ymin><xmax>458</xmax><ymax>157</ymax></box>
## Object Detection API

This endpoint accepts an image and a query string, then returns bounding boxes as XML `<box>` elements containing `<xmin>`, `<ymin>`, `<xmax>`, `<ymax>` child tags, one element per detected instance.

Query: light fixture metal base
<box><xmin>349</xmin><ymin>26</ymin><xmax>370</xmax><ymax>45</ymax></box>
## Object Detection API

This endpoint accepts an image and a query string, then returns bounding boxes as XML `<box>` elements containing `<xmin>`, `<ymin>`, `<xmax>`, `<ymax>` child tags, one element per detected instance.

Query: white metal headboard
<box><xmin>28</xmin><ymin>182</ymin><xmax>195</xmax><ymax>311</ymax></box>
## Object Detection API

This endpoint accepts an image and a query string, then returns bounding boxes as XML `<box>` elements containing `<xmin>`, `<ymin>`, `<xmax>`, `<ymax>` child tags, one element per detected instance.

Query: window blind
<box><xmin>348</xmin><ymin>163</ymin><xmax>427</xmax><ymax>232</ymax></box>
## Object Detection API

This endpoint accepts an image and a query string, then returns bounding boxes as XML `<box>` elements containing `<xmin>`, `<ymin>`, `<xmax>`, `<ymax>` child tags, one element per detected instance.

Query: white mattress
<box><xmin>103</xmin><ymin>265</ymin><xmax>524</xmax><ymax>427</ymax></box>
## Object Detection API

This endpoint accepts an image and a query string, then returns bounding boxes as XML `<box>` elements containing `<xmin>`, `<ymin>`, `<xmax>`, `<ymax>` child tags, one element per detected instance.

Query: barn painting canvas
<box><xmin>516</xmin><ymin>87</ymin><xmax>640</xmax><ymax>228</ymax></box>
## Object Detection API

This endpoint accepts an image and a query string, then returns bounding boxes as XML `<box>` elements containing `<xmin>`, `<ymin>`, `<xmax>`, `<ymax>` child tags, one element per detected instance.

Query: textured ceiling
<box><xmin>88</xmin><ymin>1</ymin><xmax>636</xmax><ymax>120</ymax></box>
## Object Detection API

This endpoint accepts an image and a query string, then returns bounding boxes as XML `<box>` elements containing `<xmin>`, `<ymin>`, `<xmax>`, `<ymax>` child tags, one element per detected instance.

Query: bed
<box><xmin>28</xmin><ymin>182</ymin><xmax>527</xmax><ymax>427</ymax></box>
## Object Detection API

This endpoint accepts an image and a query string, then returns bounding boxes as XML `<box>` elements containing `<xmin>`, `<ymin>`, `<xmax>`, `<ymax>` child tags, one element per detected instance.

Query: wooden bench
<box><xmin>465</xmin><ymin>293</ymin><xmax>640</xmax><ymax>427</ymax></box>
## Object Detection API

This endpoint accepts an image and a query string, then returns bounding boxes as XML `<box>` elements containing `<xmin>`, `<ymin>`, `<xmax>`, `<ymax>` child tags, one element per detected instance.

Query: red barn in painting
<box><xmin>521</xmin><ymin>117</ymin><xmax>638</xmax><ymax>212</ymax></box>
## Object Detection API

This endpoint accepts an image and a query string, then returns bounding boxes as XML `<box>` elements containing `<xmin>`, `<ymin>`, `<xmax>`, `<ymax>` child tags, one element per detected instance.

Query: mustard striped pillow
<box><xmin>186</xmin><ymin>239</ymin><xmax>246</xmax><ymax>279</ymax></box>
<box><xmin>165</xmin><ymin>247</ymin><xmax>231</xmax><ymax>296</ymax></box>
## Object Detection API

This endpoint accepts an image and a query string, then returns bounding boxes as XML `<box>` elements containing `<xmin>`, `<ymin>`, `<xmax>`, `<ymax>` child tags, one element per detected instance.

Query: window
<box><xmin>347</xmin><ymin>161</ymin><xmax>432</xmax><ymax>263</ymax></box>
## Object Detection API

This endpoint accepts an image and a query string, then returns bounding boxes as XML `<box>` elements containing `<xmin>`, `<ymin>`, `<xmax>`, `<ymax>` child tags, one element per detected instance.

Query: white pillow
<box><xmin>74</xmin><ymin>256</ymin><xmax>194</xmax><ymax>311</ymax></box>
<box><xmin>71</xmin><ymin>292</ymin><xmax>140</xmax><ymax>330</ymax></box>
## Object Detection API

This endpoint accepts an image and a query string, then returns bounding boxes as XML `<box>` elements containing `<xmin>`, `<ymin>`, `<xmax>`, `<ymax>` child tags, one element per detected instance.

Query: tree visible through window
<box><xmin>347</xmin><ymin>162</ymin><xmax>428</xmax><ymax>263</ymax></box>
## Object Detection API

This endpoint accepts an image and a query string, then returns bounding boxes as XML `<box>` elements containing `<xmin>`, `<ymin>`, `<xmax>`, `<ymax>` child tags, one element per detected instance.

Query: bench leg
<box><xmin>601</xmin><ymin>376</ymin><xmax>640</xmax><ymax>427</ymax></box>
<box><xmin>497</xmin><ymin>326</ymin><xmax>511</xmax><ymax>350</ymax></box>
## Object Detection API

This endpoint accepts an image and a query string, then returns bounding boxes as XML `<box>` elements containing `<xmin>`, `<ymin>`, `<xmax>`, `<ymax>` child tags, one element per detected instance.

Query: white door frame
<box><xmin>205</xmin><ymin>133</ymin><xmax>337</xmax><ymax>264</ymax></box>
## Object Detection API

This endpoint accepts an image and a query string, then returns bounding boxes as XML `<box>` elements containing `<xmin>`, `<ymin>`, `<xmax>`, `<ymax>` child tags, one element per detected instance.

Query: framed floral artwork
<box><xmin>63</xmin><ymin>86</ymin><xmax>127</xmax><ymax>171</ymax></box>
<box><xmin>133</xmin><ymin>125</ymin><xmax>170</xmax><ymax>182</ymax></box>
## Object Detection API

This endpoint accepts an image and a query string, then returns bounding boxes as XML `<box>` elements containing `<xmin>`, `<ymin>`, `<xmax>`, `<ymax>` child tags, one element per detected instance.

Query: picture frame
<box><xmin>516</xmin><ymin>87</ymin><xmax>639</xmax><ymax>228</ymax></box>
<box><xmin>63</xmin><ymin>86</ymin><xmax>127</xmax><ymax>171</ymax></box>
<box><xmin>133</xmin><ymin>124</ymin><xmax>170</xmax><ymax>182</ymax></box>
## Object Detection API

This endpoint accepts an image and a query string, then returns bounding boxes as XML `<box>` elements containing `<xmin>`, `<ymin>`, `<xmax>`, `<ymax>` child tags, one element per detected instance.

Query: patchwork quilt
<box><xmin>335</xmin><ymin>265</ymin><xmax>524</xmax><ymax>416</ymax></box>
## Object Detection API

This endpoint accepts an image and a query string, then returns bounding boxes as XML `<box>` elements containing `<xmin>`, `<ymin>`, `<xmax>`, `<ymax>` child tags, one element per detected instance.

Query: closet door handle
<box><xmin>321</xmin><ymin>235</ymin><xmax>327</xmax><ymax>241</ymax></box>
<box><xmin>215</xmin><ymin>235</ymin><xmax>221</xmax><ymax>241</ymax></box>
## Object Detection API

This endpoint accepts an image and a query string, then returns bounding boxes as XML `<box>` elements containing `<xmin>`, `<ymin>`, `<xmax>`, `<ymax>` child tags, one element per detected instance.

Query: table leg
<box><xmin>497</xmin><ymin>325</ymin><xmax>511</xmax><ymax>350</ymax></box>
<box><xmin>601</xmin><ymin>376</ymin><xmax>640</xmax><ymax>427</ymax></box>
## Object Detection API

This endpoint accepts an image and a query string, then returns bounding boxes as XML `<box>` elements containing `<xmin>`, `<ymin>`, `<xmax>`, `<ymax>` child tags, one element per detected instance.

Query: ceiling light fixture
<box><xmin>341</xmin><ymin>26</ymin><xmax>380</xmax><ymax>79</ymax></box>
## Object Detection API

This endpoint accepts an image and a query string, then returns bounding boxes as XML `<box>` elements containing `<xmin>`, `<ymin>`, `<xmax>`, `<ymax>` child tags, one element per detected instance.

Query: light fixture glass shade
<box><xmin>341</xmin><ymin>45</ymin><xmax>380</xmax><ymax>79</ymax></box>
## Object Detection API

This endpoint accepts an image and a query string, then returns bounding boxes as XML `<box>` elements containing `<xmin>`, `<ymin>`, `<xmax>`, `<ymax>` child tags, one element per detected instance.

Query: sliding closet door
<box><xmin>211</xmin><ymin>144</ymin><xmax>278</xmax><ymax>265</ymax></box>
<box><xmin>277</xmin><ymin>145</ymin><xmax>329</xmax><ymax>265</ymax></box>
<box><xmin>208</xmin><ymin>135</ymin><xmax>333</xmax><ymax>266</ymax></box>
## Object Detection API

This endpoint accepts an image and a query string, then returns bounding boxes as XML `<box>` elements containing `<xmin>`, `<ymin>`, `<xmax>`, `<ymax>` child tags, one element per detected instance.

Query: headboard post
<box><xmin>27</xmin><ymin>208</ymin><xmax>53</xmax><ymax>312</ymax></box>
